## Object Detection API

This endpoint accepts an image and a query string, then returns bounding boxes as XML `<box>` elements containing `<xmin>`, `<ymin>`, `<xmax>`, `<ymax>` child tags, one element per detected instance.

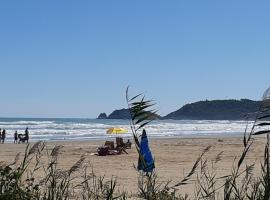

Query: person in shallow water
<box><xmin>1</xmin><ymin>129</ymin><xmax>6</xmax><ymax>144</ymax></box>
<box><xmin>25</xmin><ymin>127</ymin><xmax>29</xmax><ymax>143</ymax></box>
<box><xmin>14</xmin><ymin>131</ymin><xmax>18</xmax><ymax>144</ymax></box>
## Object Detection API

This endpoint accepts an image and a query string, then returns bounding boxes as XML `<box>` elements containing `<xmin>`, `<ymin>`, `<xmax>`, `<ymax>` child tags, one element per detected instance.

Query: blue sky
<box><xmin>0</xmin><ymin>1</ymin><xmax>270</xmax><ymax>118</ymax></box>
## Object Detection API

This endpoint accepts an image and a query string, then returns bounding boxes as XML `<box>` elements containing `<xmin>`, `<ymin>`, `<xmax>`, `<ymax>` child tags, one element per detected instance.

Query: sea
<box><xmin>0</xmin><ymin>118</ymin><xmax>250</xmax><ymax>143</ymax></box>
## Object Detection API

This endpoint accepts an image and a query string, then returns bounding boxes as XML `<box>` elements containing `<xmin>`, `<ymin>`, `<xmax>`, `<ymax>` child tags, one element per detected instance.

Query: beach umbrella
<box><xmin>106</xmin><ymin>127</ymin><xmax>128</xmax><ymax>134</ymax></box>
<box><xmin>138</xmin><ymin>129</ymin><xmax>155</xmax><ymax>172</ymax></box>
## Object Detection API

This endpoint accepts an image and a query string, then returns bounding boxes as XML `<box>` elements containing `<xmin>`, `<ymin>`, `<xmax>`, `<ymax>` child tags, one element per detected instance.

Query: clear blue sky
<box><xmin>0</xmin><ymin>1</ymin><xmax>270</xmax><ymax>118</ymax></box>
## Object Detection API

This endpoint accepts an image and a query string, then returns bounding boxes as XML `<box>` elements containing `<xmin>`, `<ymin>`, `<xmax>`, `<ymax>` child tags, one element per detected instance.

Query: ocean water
<box><xmin>0</xmin><ymin>118</ymin><xmax>248</xmax><ymax>142</ymax></box>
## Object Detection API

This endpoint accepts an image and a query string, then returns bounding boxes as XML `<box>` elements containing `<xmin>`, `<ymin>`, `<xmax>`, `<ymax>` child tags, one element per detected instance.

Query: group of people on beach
<box><xmin>0</xmin><ymin>127</ymin><xmax>29</xmax><ymax>144</ymax></box>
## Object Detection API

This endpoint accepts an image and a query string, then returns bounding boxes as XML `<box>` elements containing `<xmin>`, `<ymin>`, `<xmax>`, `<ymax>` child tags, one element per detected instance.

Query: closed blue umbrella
<box><xmin>138</xmin><ymin>129</ymin><xmax>155</xmax><ymax>172</ymax></box>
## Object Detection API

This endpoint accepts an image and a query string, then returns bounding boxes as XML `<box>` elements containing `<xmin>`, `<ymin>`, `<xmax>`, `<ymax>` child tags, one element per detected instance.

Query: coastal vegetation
<box><xmin>163</xmin><ymin>99</ymin><xmax>261</xmax><ymax>120</ymax></box>
<box><xmin>125</xmin><ymin>89</ymin><xmax>270</xmax><ymax>199</ymax></box>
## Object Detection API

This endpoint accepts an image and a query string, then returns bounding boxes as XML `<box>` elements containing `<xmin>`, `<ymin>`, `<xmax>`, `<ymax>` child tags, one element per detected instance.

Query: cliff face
<box><xmin>163</xmin><ymin>99</ymin><xmax>261</xmax><ymax>120</ymax></box>
<box><xmin>97</xmin><ymin>113</ymin><xmax>107</xmax><ymax>119</ymax></box>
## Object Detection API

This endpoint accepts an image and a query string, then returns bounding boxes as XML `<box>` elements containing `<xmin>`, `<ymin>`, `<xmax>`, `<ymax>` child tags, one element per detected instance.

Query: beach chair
<box><xmin>96</xmin><ymin>139</ymin><xmax>129</xmax><ymax>156</ymax></box>
<box><xmin>125</xmin><ymin>139</ymin><xmax>132</xmax><ymax>149</ymax></box>
<box><xmin>116</xmin><ymin>137</ymin><xmax>132</xmax><ymax>149</ymax></box>
<box><xmin>116</xmin><ymin>137</ymin><xmax>124</xmax><ymax>148</ymax></box>
<box><xmin>104</xmin><ymin>141</ymin><xmax>115</xmax><ymax>149</ymax></box>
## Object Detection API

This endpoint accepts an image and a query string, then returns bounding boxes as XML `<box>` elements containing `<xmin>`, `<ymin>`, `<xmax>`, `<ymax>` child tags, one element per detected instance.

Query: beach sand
<box><xmin>0</xmin><ymin>136</ymin><xmax>267</xmax><ymax>196</ymax></box>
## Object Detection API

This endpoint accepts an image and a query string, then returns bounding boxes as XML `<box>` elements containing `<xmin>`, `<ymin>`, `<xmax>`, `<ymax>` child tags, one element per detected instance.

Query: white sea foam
<box><xmin>0</xmin><ymin>118</ymin><xmax>249</xmax><ymax>142</ymax></box>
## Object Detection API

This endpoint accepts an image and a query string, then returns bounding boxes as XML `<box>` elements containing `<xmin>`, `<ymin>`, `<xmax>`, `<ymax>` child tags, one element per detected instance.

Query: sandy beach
<box><xmin>0</xmin><ymin>136</ymin><xmax>268</xmax><ymax>196</ymax></box>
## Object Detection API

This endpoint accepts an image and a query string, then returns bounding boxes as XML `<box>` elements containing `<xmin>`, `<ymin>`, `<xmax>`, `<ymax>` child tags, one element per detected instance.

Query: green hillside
<box><xmin>163</xmin><ymin>99</ymin><xmax>261</xmax><ymax>120</ymax></box>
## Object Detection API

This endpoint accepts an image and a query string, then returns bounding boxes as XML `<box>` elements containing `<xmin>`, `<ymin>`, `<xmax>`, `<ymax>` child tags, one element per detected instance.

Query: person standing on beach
<box><xmin>14</xmin><ymin>131</ymin><xmax>18</xmax><ymax>144</ymax></box>
<box><xmin>0</xmin><ymin>128</ymin><xmax>1</xmax><ymax>143</ymax></box>
<box><xmin>25</xmin><ymin>127</ymin><xmax>29</xmax><ymax>143</ymax></box>
<box><xmin>1</xmin><ymin>129</ymin><xmax>6</xmax><ymax>144</ymax></box>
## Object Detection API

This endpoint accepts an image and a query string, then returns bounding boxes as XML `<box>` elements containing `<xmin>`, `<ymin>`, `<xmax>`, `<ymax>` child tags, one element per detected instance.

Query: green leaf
<box><xmin>238</xmin><ymin>145</ymin><xmax>251</xmax><ymax>168</ymax></box>
<box><xmin>132</xmin><ymin>110</ymin><xmax>148</xmax><ymax>121</ymax></box>
<box><xmin>243</xmin><ymin>133</ymin><xmax>247</xmax><ymax>147</ymax></box>
<box><xmin>131</xmin><ymin>101</ymin><xmax>153</xmax><ymax>106</ymax></box>
<box><xmin>131</xmin><ymin>104</ymin><xmax>155</xmax><ymax>115</ymax></box>
<box><xmin>128</xmin><ymin>93</ymin><xmax>143</xmax><ymax>102</ymax></box>
<box><xmin>253</xmin><ymin>130</ymin><xmax>270</xmax><ymax>135</ymax></box>
<box><xmin>135</xmin><ymin>120</ymin><xmax>155</xmax><ymax>132</ymax></box>
<box><xmin>135</xmin><ymin>112</ymin><xmax>156</xmax><ymax>125</ymax></box>
<box><xmin>257</xmin><ymin>114</ymin><xmax>270</xmax><ymax>120</ymax></box>
<box><xmin>256</xmin><ymin>122</ymin><xmax>270</xmax><ymax>126</ymax></box>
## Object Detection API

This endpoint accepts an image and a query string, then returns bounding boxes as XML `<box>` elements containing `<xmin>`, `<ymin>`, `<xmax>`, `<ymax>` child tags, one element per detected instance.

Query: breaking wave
<box><xmin>0</xmin><ymin>118</ymin><xmax>248</xmax><ymax>142</ymax></box>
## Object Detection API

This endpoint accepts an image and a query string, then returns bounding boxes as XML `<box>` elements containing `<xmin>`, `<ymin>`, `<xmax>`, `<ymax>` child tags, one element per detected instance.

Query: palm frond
<box><xmin>257</xmin><ymin>114</ymin><xmax>270</xmax><ymax>120</ymax></box>
<box><xmin>253</xmin><ymin>130</ymin><xmax>270</xmax><ymax>135</ymax></box>
<box><xmin>174</xmin><ymin>146</ymin><xmax>211</xmax><ymax>187</ymax></box>
<box><xmin>256</xmin><ymin>122</ymin><xmax>270</xmax><ymax>126</ymax></box>
<box><xmin>126</xmin><ymin>87</ymin><xmax>157</xmax><ymax>138</ymax></box>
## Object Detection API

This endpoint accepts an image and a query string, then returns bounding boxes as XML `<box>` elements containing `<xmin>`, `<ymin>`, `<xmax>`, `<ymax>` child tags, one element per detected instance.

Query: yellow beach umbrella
<box><xmin>106</xmin><ymin>127</ymin><xmax>128</xmax><ymax>134</ymax></box>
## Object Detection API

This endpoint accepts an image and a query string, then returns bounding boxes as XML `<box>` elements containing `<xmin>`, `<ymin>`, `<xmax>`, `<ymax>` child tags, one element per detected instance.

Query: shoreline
<box><xmin>0</xmin><ymin>133</ymin><xmax>248</xmax><ymax>144</ymax></box>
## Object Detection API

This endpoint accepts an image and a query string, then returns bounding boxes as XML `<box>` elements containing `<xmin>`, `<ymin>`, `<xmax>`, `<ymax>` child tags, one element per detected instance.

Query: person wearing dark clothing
<box><xmin>1</xmin><ymin>129</ymin><xmax>6</xmax><ymax>144</ymax></box>
<box><xmin>14</xmin><ymin>131</ymin><xmax>18</xmax><ymax>144</ymax></box>
<box><xmin>25</xmin><ymin>127</ymin><xmax>29</xmax><ymax>143</ymax></box>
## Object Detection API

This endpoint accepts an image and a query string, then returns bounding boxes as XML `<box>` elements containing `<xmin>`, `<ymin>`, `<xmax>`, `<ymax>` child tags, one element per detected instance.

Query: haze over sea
<box><xmin>0</xmin><ymin>118</ymin><xmax>248</xmax><ymax>142</ymax></box>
